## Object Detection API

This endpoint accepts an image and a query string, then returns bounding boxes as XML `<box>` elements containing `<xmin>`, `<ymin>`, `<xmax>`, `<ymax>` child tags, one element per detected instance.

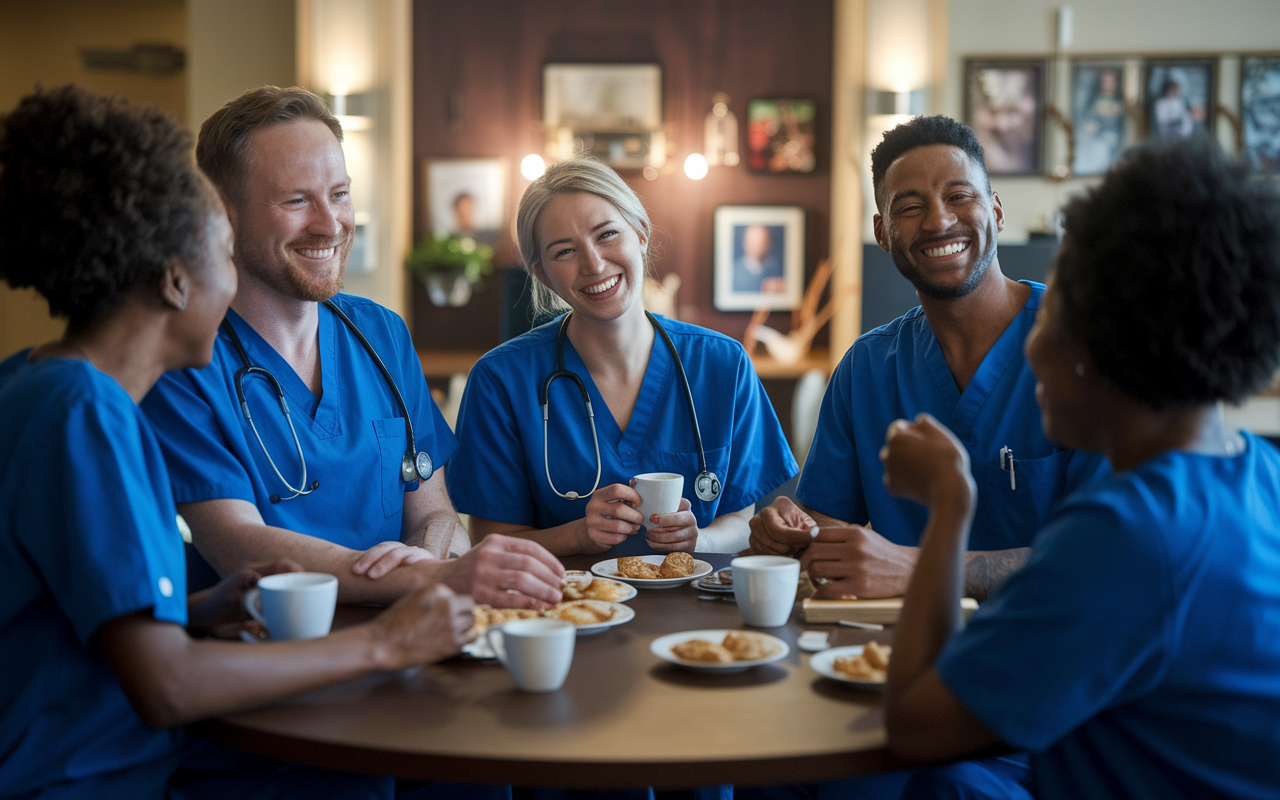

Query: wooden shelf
<box><xmin>417</xmin><ymin>349</ymin><xmax>484</xmax><ymax>379</ymax></box>
<box><xmin>749</xmin><ymin>347</ymin><xmax>831</xmax><ymax>379</ymax></box>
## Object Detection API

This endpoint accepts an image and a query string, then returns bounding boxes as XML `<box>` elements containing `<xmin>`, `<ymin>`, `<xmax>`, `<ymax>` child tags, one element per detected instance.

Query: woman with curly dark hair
<box><xmin>876</xmin><ymin>137</ymin><xmax>1280</xmax><ymax>799</ymax></box>
<box><xmin>0</xmin><ymin>86</ymin><xmax>473</xmax><ymax>799</ymax></box>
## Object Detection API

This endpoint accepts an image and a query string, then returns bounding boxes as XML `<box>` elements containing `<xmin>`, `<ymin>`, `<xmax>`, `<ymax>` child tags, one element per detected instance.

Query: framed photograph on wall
<box><xmin>422</xmin><ymin>158</ymin><xmax>507</xmax><ymax>246</ymax></box>
<box><xmin>1242</xmin><ymin>55</ymin><xmax>1280</xmax><ymax>174</ymax></box>
<box><xmin>964</xmin><ymin>59</ymin><xmax>1045</xmax><ymax>176</ymax></box>
<box><xmin>543</xmin><ymin>63</ymin><xmax>662</xmax><ymax>131</ymax></box>
<box><xmin>1071</xmin><ymin>61</ymin><xmax>1128</xmax><ymax>176</ymax></box>
<box><xmin>714</xmin><ymin>205</ymin><xmax>805</xmax><ymax>311</ymax></box>
<box><xmin>746</xmin><ymin>98</ymin><xmax>817</xmax><ymax>173</ymax></box>
<box><xmin>1144</xmin><ymin>58</ymin><xmax>1215</xmax><ymax>141</ymax></box>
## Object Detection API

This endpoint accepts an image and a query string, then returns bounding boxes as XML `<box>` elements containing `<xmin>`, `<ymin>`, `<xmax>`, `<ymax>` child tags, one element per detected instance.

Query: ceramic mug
<box><xmin>730</xmin><ymin>555</ymin><xmax>800</xmax><ymax>627</ymax></box>
<box><xmin>484</xmin><ymin>618</ymin><xmax>576</xmax><ymax>692</ymax></box>
<box><xmin>633</xmin><ymin>472</ymin><xmax>684</xmax><ymax>526</ymax></box>
<box><xmin>244</xmin><ymin>572</ymin><xmax>338</xmax><ymax>641</ymax></box>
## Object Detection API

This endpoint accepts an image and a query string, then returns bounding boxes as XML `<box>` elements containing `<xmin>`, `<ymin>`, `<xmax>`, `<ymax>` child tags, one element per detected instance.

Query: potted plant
<box><xmin>405</xmin><ymin>233</ymin><xmax>494</xmax><ymax>307</ymax></box>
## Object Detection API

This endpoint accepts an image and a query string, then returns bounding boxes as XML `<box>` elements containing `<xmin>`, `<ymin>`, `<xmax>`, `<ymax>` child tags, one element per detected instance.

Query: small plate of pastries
<box><xmin>693</xmin><ymin>568</ymin><xmax>734</xmax><ymax>594</ymax></box>
<box><xmin>592</xmin><ymin>553</ymin><xmax>713</xmax><ymax>589</ymax></box>
<box><xmin>807</xmin><ymin>641</ymin><xmax>891</xmax><ymax>688</ymax></box>
<box><xmin>561</xmin><ymin>571</ymin><xmax>638</xmax><ymax>603</ymax></box>
<box><xmin>650</xmin><ymin>629</ymin><xmax>790</xmax><ymax>673</ymax></box>
<box><xmin>463</xmin><ymin>600</ymin><xmax>636</xmax><ymax>657</ymax></box>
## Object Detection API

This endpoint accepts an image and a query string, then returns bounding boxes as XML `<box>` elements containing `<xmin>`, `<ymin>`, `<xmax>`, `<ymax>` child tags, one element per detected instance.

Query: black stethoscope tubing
<box><xmin>221</xmin><ymin>299</ymin><xmax>431</xmax><ymax>503</ymax></box>
<box><xmin>539</xmin><ymin>311</ymin><xmax>721</xmax><ymax>503</ymax></box>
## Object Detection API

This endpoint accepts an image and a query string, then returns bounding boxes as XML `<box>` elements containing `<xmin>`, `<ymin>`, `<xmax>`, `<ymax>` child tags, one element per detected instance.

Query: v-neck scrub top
<box><xmin>141</xmin><ymin>295</ymin><xmax>457</xmax><ymax>552</ymax></box>
<box><xmin>796</xmin><ymin>281</ymin><xmax>1108</xmax><ymax>550</ymax></box>
<box><xmin>0</xmin><ymin>353</ymin><xmax>187</xmax><ymax>797</ymax></box>
<box><xmin>447</xmin><ymin>315</ymin><xmax>798</xmax><ymax>557</ymax></box>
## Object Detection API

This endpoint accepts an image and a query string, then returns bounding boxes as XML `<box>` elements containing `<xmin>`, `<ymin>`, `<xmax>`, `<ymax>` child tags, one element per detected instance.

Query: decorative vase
<box><xmin>424</xmin><ymin>272</ymin><xmax>473</xmax><ymax>307</ymax></box>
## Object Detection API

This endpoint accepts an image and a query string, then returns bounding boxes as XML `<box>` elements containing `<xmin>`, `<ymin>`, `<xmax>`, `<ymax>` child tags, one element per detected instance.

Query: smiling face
<box><xmin>1024</xmin><ymin>274</ymin><xmax>1098</xmax><ymax>451</ymax></box>
<box><xmin>874</xmin><ymin>144</ymin><xmax>1004</xmax><ymax>300</ymax></box>
<box><xmin>533</xmin><ymin>191</ymin><xmax>648</xmax><ymax>323</ymax></box>
<box><xmin>226</xmin><ymin>119</ymin><xmax>353</xmax><ymax>302</ymax></box>
<box><xmin>186</xmin><ymin>209</ymin><xmax>238</xmax><ymax>366</ymax></box>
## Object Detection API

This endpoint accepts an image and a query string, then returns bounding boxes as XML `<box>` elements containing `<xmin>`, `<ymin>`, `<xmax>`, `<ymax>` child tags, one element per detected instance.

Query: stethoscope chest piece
<box><xmin>412</xmin><ymin>451</ymin><xmax>434</xmax><ymax>482</ymax></box>
<box><xmin>695</xmin><ymin>471</ymin><xmax>722</xmax><ymax>502</ymax></box>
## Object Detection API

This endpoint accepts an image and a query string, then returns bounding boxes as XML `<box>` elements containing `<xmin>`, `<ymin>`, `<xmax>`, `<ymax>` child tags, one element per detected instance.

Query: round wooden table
<box><xmin>194</xmin><ymin>554</ymin><xmax>897</xmax><ymax>789</ymax></box>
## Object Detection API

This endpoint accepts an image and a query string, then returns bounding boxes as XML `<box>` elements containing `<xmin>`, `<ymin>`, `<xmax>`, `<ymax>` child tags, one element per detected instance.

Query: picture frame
<box><xmin>1070</xmin><ymin>61</ymin><xmax>1129</xmax><ymax>176</ymax></box>
<box><xmin>422</xmin><ymin>158</ymin><xmax>508</xmax><ymax>246</ymax></box>
<box><xmin>746</xmin><ymin>98</ymin><xmax>817</xmax><ymax>173</ymax></box>
<box><xmin>1241</xmin><ymin>55</ymin><xmax>1280</xmax><ymax>174</ymax></box>
<box><xmin>714</xmin><ymin>206</ymin><xmax>805</xmax><ymax>312</ymax></box>
<box><xmin>542</xmin><ymin>63</ymin><xmax>662</xmax><ymax>132</ymax></box>
<box><xmin>1144</xmin><ymin>58</ymin><xmax>1216</xmax><ymax>141</ymax></box>
<box><xmin>963</xmin><ymin>59</ymin><xmax>1045</xmax><ymax>176</ymax></box>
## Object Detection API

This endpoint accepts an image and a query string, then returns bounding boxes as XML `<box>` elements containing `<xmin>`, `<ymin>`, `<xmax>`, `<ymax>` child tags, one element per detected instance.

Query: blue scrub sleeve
<box><xmin>20</xmin><ymin>392</ymin><xmax>188</xmax><ymax>643</ymax></box>
<box><xmin>715</xmin><ymin>350</ymin><xmax>798</xmax><ymax>514</ymax></box>
<box><xmin>143</xmin><ymin>366</ymin><xmax>258</xmax><ymax>505</ymax></box>
<box><xmin>935</xmin><ymin>496</ymin><xmax>1171</xmax><ymax>751</ymax></box>
<box><xmin>448</xmin><ymin>357</ymin><xmax>538</xmax><ymax>525</ymax></box>
<box><xmin>794</xmin><ymin>353</ymin><xmax>868</xmax><ymax>523</ymax></box>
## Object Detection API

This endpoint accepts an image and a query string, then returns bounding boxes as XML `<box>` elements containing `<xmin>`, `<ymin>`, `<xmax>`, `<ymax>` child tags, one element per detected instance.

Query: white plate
<box><xmin>462</xmin><ymin>602</ymin><xmax>635</xmax><ymax>658</ymax></box>
<box><xmin>693</xmin><ymin>578</ymin><xmax>734</xmax><ymax>593</ymax></box>
<box><xmin>561</xmin><ymin>574</ymin><xmax>638</xmax><ymax>603</ymax></box>
<box><xmin>591</xmin><ymin>556</ymin><xmax>713</xmax><ymax>589</ymax></box>
<box><xmin>650</xmin><ymin>629</ymin><xmax>789</xmax><ymax>673</ymax></box>
<box><xmin>808</xmin><ymin>645</ymin><xmax>885</xmax><ymax>689</ymax></box>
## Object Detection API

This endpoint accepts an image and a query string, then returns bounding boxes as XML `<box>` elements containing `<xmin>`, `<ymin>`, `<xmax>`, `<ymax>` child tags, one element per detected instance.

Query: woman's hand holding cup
<box><xmin>642</xmin><ymin>497</ymin><xmax>698</xmax><ymax>552</ymax></box>
<box><xmin>580</xmin><ymin>483</ymin><xmax>645</xmax><ymax>553</ymax></box>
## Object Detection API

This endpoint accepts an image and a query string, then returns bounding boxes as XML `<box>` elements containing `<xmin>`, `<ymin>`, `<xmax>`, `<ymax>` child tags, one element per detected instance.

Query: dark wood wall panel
<box><xmin>411</xmin><ymin>0</ymin><xmax>834</xmax><ymax>349</ymax></box>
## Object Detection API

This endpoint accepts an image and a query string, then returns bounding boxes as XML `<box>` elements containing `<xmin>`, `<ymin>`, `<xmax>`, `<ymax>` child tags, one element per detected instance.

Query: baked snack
<box><xmin>833</xmin><ymin>640</ymin><xmax>892</xmax><ymax>681</ymax></box>
<box><xmin>671</xmin><ymin>639</ymin><xmax>734</xmax><ymax>663</ymax></box>
<box><xmin>722</xmin><ymin>631</ymin><xmax>782</xmax><ymax>661</ymax></box>
<box><xmin>562</xmin><ymin>577</ymin><xmax>629</xmax><ymax>602</ymax></box>
<box><xmin>617</xmin><ymin>556</ymin><xmax>662</xmax><ymax>579</ymax></box>
<box><xmin>553</xmin><ymin>600</ymin><xmax>615</xmax><ymax>625</ymax></box>
<box><xmin>659</xmin><ymin>552</ymin><xmax>695</xmax><ymax>578</ymax></box>
<box><xmin>471</xmin><ymin>606</ymin><xmax>541</xmax><ymax>632</ymax></box>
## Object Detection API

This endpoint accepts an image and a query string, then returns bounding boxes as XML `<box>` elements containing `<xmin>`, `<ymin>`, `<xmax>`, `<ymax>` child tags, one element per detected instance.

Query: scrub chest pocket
<box><xmin>374</xmin><ymin>417</ymin><xmax>411</xmax><ymax>518</ymax></box>
<box><xmin>975</xmin><ymin>448</ymin><xmax>1074</xmax><ymax>551</ymax></box>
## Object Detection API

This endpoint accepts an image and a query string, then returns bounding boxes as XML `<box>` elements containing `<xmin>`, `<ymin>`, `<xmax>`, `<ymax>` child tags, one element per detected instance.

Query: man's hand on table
<box><xmin>368</xmin><ymin>584</ymin><xmax>476</xmax><ymax>668</ymax></box>
<box><xmin>801</xmin><ymin>525</ymin><xmax>920</xmax><ymax>599</ymax></box>
<box><xmin>436</xmin><ymin>534</ymin><xmax>565</xmax><ymax>610</ymax></box>
<box><xmin>748</xmin><ymin>497</ymin><xmax>818</xmax><ymax>557</ymax></box>
<box><xmin>350</xmin><ymin>541</ymin><xmax>436</xmax><ymax>580</ymax></box>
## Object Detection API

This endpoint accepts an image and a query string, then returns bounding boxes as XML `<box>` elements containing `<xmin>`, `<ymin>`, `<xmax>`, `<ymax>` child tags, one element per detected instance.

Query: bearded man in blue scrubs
<box><xmin>749</xmin><ymin>116</ymin><xmax>1107</xmax><ymax>602</ymax></box>
<box><xmin>143</xmin><ymin>87</ymin><xmax>564</xmax><ymax>608</ymax></box>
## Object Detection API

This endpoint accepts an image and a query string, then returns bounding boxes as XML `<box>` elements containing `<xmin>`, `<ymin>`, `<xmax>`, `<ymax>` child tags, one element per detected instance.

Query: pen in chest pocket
<box><xmin>999</xmin><ymin>446</ymin><xmax>1016</xmax><ymax>490</ymax></box>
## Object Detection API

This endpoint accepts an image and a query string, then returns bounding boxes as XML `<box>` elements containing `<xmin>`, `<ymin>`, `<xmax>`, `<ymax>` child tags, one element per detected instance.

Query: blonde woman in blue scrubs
<box><xmin>449</xmin><ymin>157</ymin><xmax>797</xmax><ymax>557</ymax></box>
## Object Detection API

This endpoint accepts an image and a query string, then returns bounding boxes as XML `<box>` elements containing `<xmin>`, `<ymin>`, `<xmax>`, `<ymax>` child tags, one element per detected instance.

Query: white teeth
<box><xmin>582</xmin><ymin>275</ymin><xmax>620</xmax><ymax>295</ymax></box>
<box><xmin>923</xmin><ymin>242</ymin><xmax>968</xmax><ymax>257</ymax></box>
<box><xmin>299</xmin><ymin>247</ymin><xmax>336</xmax><ymax>259</ymax></box>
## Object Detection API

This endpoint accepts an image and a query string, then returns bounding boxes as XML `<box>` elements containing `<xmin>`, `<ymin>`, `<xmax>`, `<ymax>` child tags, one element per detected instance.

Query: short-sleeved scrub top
<box><xmin>448</xmin><ymin>315</ymin><xmax>798</xmax><ymax>557</ymax></box>
<box><xmin>796</xmin><ymin>281</ymin><xmax>1108</xmax><ymax>550</ymax></box>
<box><xmin>142</xmin><ymin>295</ymin><xmax>457</xmax><ymax>552</ymax></box>
<box><xmin>937</xmin><ymin>433</ymin><xmax>1280</xmax><ymax>799</ymax></box>
<box><xmin>0</xmin><ymin>353</ymin><xmax>188</xmax><ymax>797</ymax></box>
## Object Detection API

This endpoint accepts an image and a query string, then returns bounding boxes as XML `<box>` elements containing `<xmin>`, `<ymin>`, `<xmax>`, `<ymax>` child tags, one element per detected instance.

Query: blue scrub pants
<box><xmin>899</xmin><ymin>754</ymin><xmax>1032</xmax><ymax>800</ymax></box>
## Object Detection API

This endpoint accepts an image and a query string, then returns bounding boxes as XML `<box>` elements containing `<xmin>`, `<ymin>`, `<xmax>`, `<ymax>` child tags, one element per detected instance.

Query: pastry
<box><xmin>722</xmin><ymin>631</ymin><xmax>782</xmax><ymax>661</ymax></box>
<box><xmin>671</xmin><ymin>639</ymin><xmax>734</xmax><ymax>663</ymax></box>
<box><xmin>659</xmin><ymin>552</ymin><xmax>695</xmax><ymax>578</ymax></box>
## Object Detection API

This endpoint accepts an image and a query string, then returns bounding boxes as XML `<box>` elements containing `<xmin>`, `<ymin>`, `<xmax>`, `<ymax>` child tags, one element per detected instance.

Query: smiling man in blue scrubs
<box><xmin>750</xmin><ymin>115</ymin><xmax>1107</xmax><ymax>601</ymax></box>
<box><xmin>143</xmin><ymin>87</ymin><xmax>564</xmax><ymax>608</ymax></box>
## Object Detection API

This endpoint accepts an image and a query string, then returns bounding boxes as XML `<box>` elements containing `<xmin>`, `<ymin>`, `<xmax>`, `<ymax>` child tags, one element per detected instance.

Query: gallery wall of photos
<box><xmin>962</xmin><ymin>54</ymin><xmax>1279</xmax><ymax>178</ymax></box>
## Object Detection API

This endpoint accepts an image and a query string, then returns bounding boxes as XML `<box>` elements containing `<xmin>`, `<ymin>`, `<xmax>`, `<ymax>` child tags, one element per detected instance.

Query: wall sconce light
<box><xmin>328</xmin><ymin>84</ymin><xmax>372</xmax><ymax>130</ymax></box>
<box><xmin>868</xmin><ymin>85</ymin><xmax>927</xmax><ymax>116</ymax></box>
<box><xmin>683</xmin><ymin>153</ymin><xmax>709</xmax><ymax>180</ymax></box>
<box><xmin>704</xmin><ymin>92</ymin><xmax>739</xmax><ymax>167</ymax></box>
<box><xmin>521</xmin><ymin>154</ymin><xmax>546</xmax><ymax>180</ymax></box>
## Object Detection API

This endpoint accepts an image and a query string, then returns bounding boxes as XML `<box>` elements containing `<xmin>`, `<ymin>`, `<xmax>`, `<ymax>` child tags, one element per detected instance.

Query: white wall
<box><xmin>942</xmin><ymin>0</ymin><xmax>1280</xmax><ymax>242</ymax></box>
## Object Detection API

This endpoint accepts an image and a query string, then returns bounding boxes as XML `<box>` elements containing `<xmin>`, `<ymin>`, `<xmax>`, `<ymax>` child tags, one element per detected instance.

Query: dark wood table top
<box><xmin>194</xmin><ymin>554</ymin><xmax>897</xmax><ymax>789</ymax></box>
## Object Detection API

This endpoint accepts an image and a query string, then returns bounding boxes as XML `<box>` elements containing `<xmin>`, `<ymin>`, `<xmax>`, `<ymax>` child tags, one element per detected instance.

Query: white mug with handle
<box><xmin>244</xmin><ymin>572</ymin><xmax>338</xmax><ymax>641</ymax></box>
<box><xmin>483</xmin><ymin>618</ymin><xmax>575</xmax><ymax>692</ymax></box>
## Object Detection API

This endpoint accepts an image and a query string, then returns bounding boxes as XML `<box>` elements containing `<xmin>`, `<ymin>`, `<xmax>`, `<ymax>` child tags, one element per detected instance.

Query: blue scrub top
<box><xmin>938</xmin><ymin>434</ymin><xmax>1280</xmax><ymax>799</ymax></box>
<box><xmin>448</xmin><ymin>315</ymin><xmax>797</xmax><ymax>557</ymax></box>
<box><xmin>142</xmin><ymin>295</ymin><xmax>457</xmax><ymax>553</ymax></box>
<box><xmin>795</xmin><ymin>281</ymin><xmax>1108</xmax><ymax>550</ymax></box>
<box><xmin>0</xmin><ymin>353</ymin><xmax>187</xmax><ymax>797</ymax></box>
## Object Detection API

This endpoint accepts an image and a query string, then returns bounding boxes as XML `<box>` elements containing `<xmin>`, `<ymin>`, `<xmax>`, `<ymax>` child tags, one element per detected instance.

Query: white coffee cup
<box><xmin>731</xmin><ymin>555</ymin><xmax>801</xmax><ymax>627</ymax></box>
<box><xmin>244</xmin><ymin>572</ymin><xmax>338</xmax><ymax>641</ymax></box>
<box><xmin>484</xmin><ymin>618</ymin><xmax>576</xmax><ymax>692</ymax></box>
<box><xmin>633</xmin><ymin>472</ymin><xmax>684</xmax><ymax>526</ymax></box>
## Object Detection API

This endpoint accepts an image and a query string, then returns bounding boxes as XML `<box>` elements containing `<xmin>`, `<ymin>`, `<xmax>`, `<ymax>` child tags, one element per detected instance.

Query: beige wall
<box><xmin>944</xmin><ymin>0</ymin><xmax>1280</xmax><ymax>242</ymax></box>
<box><xmin>0</xmin><ymin>0</ymin><xmax>186</xmax><ymax>358</ymax></box>
<box><xmin>187</xmin><ymin>0</ymin><xmax>295</xmax><ymax>130</ymax></box>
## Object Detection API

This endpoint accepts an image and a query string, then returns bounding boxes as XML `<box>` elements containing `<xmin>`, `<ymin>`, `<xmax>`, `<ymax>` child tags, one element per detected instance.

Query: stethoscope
<box><xmin>221</xmin><ymin>299</ymin><xmax>432</xmax><ymax>504</ymax></box>
<box><xmin>539</xmin><ymin>311</ymin><xmax>722</xmax><ymax>504</ymax></box>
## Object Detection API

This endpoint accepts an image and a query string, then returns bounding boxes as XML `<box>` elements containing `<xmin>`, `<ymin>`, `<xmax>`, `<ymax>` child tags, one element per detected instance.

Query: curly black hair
<box><xmin>0</xmin><ymin>85</ymin><xmax>216</xmax><ymax>326</ymax></box>
<box><xmin>1055</xmin><ymin>136</ymin><xmax>1280</xmax><ymax>409</ymax></box>
<box><xmin>870</xmin><ymin>115</ymin><xmax>989</xmax><ymax>209</ymax></box>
